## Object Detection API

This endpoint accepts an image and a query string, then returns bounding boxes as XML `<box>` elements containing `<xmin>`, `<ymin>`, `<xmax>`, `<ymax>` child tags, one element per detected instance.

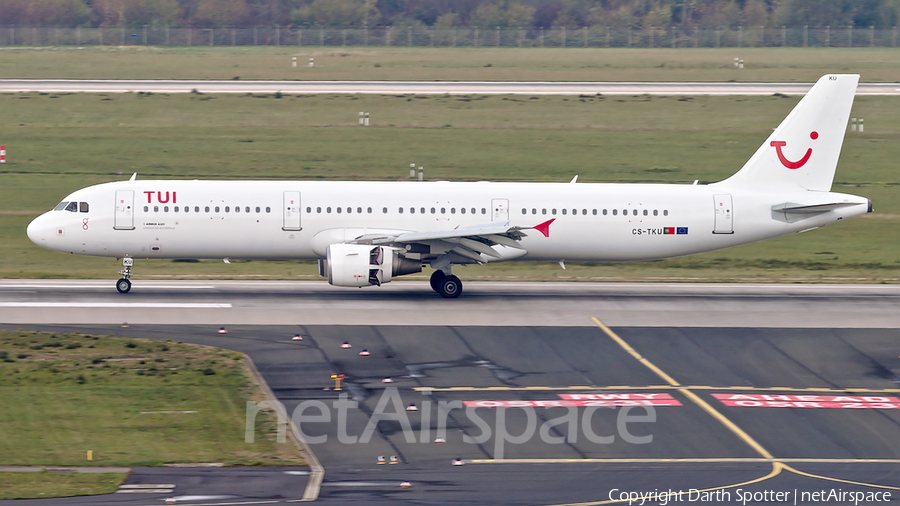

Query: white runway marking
<box><xmin>0</xmin><ymin>284</ymin><xmax>216</xmax><ymax>289</ymax></box>
<box><xmin>0</xmin><ymin>302</ymin><xmax>232</xmax><ymax>308</ymax></box>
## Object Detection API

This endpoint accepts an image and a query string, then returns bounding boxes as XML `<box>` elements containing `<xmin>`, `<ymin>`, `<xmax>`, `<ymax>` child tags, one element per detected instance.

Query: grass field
<box><xmin>0</xmin><ymin>329</ymin><xmax>304</xmax><ymax>472</ymax></box>
<box><xmin>0</xmin><ymin>473</ymin><xmax>124</xmax><ymax>500</ymax></box>
<box><xmin>1</xmin><ymin>57</ymin><xmax>897</xmax><ymax>283</ymax></box>
<box><xmin>2</xmin><ymin>46</ymin><xmax>900</xmax><ymax>82</ymax></box>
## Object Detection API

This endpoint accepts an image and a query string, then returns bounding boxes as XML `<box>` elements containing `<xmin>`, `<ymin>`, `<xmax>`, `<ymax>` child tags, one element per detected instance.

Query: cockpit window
<box><xmin>53</xmin><ymin>201</ymin><xmax>68</xmax><ymax>211</ymax></box>
<box><xmin>79</xmin><ymin>202</ymin><xmax>89</xmax><ymax>213</ymax></box>
<box><xmin>64</xmin><ymin>202</ymin><xmax>78</xmax><ymax>212</ymax></box>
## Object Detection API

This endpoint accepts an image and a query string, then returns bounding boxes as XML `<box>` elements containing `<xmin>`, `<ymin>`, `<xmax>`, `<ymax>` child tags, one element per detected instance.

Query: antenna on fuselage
<box><xmin>129</xmin><ymin>173</ymin><xmax>137</xmax><ymax>181</ymax></box>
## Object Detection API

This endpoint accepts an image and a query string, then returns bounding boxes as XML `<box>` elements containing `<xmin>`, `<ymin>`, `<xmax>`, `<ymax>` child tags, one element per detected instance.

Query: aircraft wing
<box><xmin>349</xmin><ymin>219</ymin><xmax>555</xmax><ymax>263</ymax></box>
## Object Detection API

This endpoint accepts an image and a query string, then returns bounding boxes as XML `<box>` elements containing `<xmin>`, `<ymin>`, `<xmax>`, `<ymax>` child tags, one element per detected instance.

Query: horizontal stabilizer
<box><xmin>772</xmin><ymin>202</ymin><xmax>861</xmax><ymax>215</ymax></box>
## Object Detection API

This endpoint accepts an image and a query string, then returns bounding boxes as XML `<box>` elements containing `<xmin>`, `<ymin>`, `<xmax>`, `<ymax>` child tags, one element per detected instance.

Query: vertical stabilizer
<box><xmin>723</xmin><ymin>74</ymin><xmax>858</xmax><ymax>191</ymax></box>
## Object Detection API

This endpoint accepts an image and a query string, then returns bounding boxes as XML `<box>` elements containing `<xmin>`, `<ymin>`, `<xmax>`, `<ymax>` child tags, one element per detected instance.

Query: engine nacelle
<box><xmin>320</xmin><ymin>244</ymin><xmax>422</xmax><ymax>287</ymax></box>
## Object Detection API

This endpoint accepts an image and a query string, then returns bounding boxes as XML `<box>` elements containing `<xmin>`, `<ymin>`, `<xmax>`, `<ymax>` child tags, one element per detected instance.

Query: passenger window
<box><xmin>245</xmin><ymin>207</ymin><xmax>250</xmax><ymax>213</ymax></box>
<box><xmin>562</xmin><ymin>209</ymin><xmax>567</xmax><ymax>215</ymax></box>
<box><xmin>602</xmin><ymin>209</ymin><xmax>607</xmax><ymax>215</ymax></box>
<box><xmin>542</xmin><ymin>209</ymin><xmax>547</xmax><ymax>215</ymax></box>
<box><xmin>327</xmin><ymin>207</ymin><xmax>332</xmax><ymax>213</ymax></box>
<box><xmin>357</xmin><ymin>207</ymin><xmax>362</xmax><ymax>213</ymax></box>
<box><xmin>481</xmin><ymin>208</ymin><xmax>486</xmax><ymax>214</ymax></box>
<box><xmin>574</xmin><ymin>209</ymin><xmax>578</xmax><ymax>215</ymax></box>
<box><xmin>532</xmin><ymin>208</ymin><xmax>537</xmax><ymax>215</ymax></box>
<box><xmin>195</xmin><ymin>206</ymin><xmax>200</xmax><ymax>212</ymax></box>
<box><xmin>185</xmin><ymin>206</ymin><xmax>189</xmax><ymax>213</ymax></box>
<box><xmin>622</xmin><ymin>209</ymin><xmax>627</xmax><ymax>215</ymax></box>
<box><xmin>255</xmin><ymin>207</ymin><xmax>260</xmax><ymax>213</ymax></box>
<box><xmin>633</xmin><ymin>209</ymin><xmax>638</xmax><ymax>216</ymax></box>
<box><xmin>266</xmin><ymin>207</ymin><xmax>271</xmax><ymax>213</ymax></box>
<box><xmin>431</xmin><ymin>207</ymin><xmax>436</xmax><ymax>214</ymax></box>
<box><xmin>521</xmin><ymin>208</ymin><xmax>526</xmax><ymax>215</ymax></box>
<box><xmin>441</xmin><ymin>208</ymin><xmax>446</xmax><ymax>214</ymax></box>
<box><xmin>65</xmin><ymin>202</ymin><xmax>78</xmax><ymax>212</ymax></box>
<box><xmin>410</xmin><ymin>207</ymin><xmax>415</xmax><ymax>214</ymax></box>
<box><xmin>154</xmin><ymin>206</ymin><xmax>159</xmax><ymax>212</ymax></box>
<box><xmin>420</xmin><ymin>207</ymin><xmax>425</xmax><ymax>214</ymax></box>
<box><xmin>461</xmin><ymin>208</ymin><xmax>466</xmax><ymax>214</ymax></box>
<box><xmin>317</xmin><ymin>207</ymin><xmax>321</xmax><ymax>213</ymax></box>
<box><xmin>79</xmin><ymin>202</ymin><xmax>89</xmax><ymax>213</ymax></box>
<box><xmin>54</xmin><ymin>201</ymin><xmax>69</xmax><ymax>211</ymax></box>
<box><xmin>367</xmin><ymin>207</ymin><xmax>372</xmax><ymax>213</ymax></box>
<box><xmin>205</xmin><ymin>206</ymin><xmax>210</xmax><ymax>212</ymax></box>
<box><xmin>346</xmin><ymin>207</ymin><xmax>351</xmax><ymax>214</ymax></box>
<box><xmin>398</xmin><ymin>207</ymin><xmax>403</xmax><ymax>214</ymax></box>
<box><xmin>164</xmin><ymin>206</ymin><xmax>169</xmax><ymax>212</ymax></box>
<box><xmin>593</xmin><ymin>209</ymin><xmax>598</xmax><ymax>215</ymax></box>
<box><xmin>653</xmin><ymin>210</ymin><xmax>658</xmax><ymax>216</ymax></box>
<box><xmin>235</xmin><ymin>206</ymin><xmax>240</xmax><ymax>213</ymax></box>
<box><xmin>143</xmin><ymin>206</ymin><xmax>149</xmax><ymax>212</ymax></box>
<box><xmin>451</xmin><ymin>208</ymin><xmax>456</xmax><ymax>214</ymax></box>
<box><xmin>663</xmin><ymin>210</ymin><xmax>668</xmax><ymax>216</ymax></box>
<box><xmin>582</xmin><ymin>209</ymin><xmax>587</xmax><ymax>215</ymax></box>
<box><xmin>382</xmin><ymin>207</ymin><xmax>387</xmax><ymax>213</ymax></box>
<box><xmin>337</xmin><ymin>207</ymin><xmax>342</xmax><ymax>214</ymax></box>
<box><xmin>215</xmin><ymin>206</ymin><xmax>220</xmax><ymax>213</ymax></box>
<box><xmin>552</xmin><ymin>209</ymin><xmax>557</xmax><ymax>215</ymax></box>
<box><xmin>174</xmin><ymin>206</ymin><xmax>179</xmax><ymax>212</ymax></box>
<box><xmin>643</xmin><ymin>209</ymin><xmax>648</xmax><ymax>216</ymax></box>
<box><xmin>305</xmin><ymin>207</ymin><xmax>310</xmax><ymax>213</ymax></box>
<box><xmin>612</xmin><ymin>209</ymin><xmax>617</xmax><ymax>216</ymax></box>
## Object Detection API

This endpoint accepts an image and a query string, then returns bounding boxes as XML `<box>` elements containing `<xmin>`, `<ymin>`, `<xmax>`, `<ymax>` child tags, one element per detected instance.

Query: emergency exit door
<box><xmin>114</xmin><ymin>190</ymin><xmax>134</xmax><ymax>230</ymax></box>
<box><xmin>283</xmin><ymin>191</ymin><xmax>302</xmax><ymax>231</ymax></box>
<box><xmin>492</xmin><ymin>198</ymin><xmax>509</xmax><ymax>222</ymax></box>
<box><xmin>713</xmin><ymin>194</ymin><xmax>734</xmax><ymax>234</ymax></box>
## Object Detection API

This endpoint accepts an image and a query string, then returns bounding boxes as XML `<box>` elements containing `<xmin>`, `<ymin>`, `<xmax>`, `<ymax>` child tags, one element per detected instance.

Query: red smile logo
<box><xmin>771</xmin><ymin>131</ymin><xmax>817</xmax><ymax>169</ymax></box>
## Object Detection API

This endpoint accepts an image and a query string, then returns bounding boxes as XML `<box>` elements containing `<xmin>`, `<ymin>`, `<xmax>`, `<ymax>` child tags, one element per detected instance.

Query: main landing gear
<box><xmin>430</xmin><ymin>270</ymin><xmax>462</xmax><ymax>299</ymax></box>
<box><xmin>116</xmin><ymin>257</ymin><xmax>134</xmax><ymax>294</ymax></box>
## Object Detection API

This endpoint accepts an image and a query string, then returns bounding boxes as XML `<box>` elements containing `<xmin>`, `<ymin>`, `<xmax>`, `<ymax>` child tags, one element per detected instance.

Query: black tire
<box><xmin>116</xmin><ymin>278</ymin><xmax>131</xmax><ymax>294</ymax></box>
<box><xmin>429</xmin><ymin>270</ymin><xmax>446</xmax><ymax>292</ymax></box>
<box><xmin>438</xmin><ymin>275</ymin><xmax>462</xmax><ymax>299</ymax></box>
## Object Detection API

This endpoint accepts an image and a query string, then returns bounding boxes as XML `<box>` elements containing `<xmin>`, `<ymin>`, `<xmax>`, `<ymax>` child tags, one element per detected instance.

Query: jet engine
<box><xmin>319</xmin><ymin>244</ymin><xmax>422</xmax><ymax>287</ymax></box>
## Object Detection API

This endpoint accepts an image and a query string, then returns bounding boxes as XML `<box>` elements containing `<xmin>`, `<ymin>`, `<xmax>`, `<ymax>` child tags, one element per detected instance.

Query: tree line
<box><xmin>2</xmin><ymin>0</ymin><xmax>899</xmax><ymax>30</ymax></box>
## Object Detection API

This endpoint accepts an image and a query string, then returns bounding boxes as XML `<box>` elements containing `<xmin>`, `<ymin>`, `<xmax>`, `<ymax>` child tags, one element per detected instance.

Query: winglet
<box><xmin>533</xmin><ymin>218</ymin><xmax>555</xmax><ymax>238</ymax></box>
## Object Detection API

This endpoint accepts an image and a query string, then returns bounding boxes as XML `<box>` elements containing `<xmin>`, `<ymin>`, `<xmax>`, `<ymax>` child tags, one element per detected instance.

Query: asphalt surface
<box><xmin>3</xmin><ymin>79</ymin><xmax>900</xmax><ymax>95</ymax></box>
<box><xmin>2</xmin><ymin>281</ymin><xmax>900</xmax><ymax>504</ymax></box>
<box><xmin>2</xmin><ymin>280</ymin><xmax>899</xmax><ymax>328</ymax></box>
<box><xmin>3</xmin><ymin>321</ymin><xmax>900</xmax><ymax>505</ymax></box>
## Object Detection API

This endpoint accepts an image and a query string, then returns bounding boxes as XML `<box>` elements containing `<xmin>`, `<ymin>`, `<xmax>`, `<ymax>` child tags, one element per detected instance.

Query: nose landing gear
<box><xmin>117</xmin><ymin>257</ymin><xmax>134</xmax><ymax>294</ymax></box>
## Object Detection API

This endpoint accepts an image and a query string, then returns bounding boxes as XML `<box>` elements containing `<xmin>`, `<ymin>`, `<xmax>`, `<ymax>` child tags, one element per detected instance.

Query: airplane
<box><xmin>26</xmin><ymin>74</ymin><xmax>871</xmax><ymax>298</ymax></box>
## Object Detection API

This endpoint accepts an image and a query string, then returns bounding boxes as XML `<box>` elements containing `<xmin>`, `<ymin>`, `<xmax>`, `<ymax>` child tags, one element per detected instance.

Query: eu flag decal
<box><xmin>676</xmin><ymin>227</ymin><xmax>689</xmax><ymax>235</ymax></box>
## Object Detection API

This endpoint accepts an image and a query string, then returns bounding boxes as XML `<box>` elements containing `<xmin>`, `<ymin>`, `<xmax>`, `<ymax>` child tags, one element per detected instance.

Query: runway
<box><xmin>1</xmin><ymin>279</ymin><xmax>899</xmax><ymax>328</ymax></box>
<box><xmin>2</xmin><ymin>281</ymin><xmax>899</xmax><ymax>504</ymax></box>
<box><xmin>2</xmin><ymin>79</ymin><xmax>900</xmax><ymax>95</ymax></box>
<box><xmin>4</xmin><ymin>322</ymin><xmax>899</xmax><ymax>505</ymax></box>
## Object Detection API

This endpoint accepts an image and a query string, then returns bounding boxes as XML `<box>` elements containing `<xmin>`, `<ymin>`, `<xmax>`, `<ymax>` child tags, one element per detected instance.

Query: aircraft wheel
<box><xmin>116</xmin><ymin>278</ymin><xmax>132</xmax><ymax>294</ymax></box>
<box><xmin>438</xmin><ymin>275</ymin><xmax>462</xmax><ymax>299</ymax></box>
<box><xmin>429</xmin><ymin>270</ymin><xmax>446</xmax><ymax>293</ymax></box>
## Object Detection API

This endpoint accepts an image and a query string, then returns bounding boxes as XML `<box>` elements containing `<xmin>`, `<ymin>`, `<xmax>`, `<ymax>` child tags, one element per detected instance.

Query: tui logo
<box><xmin>770</xmin><ymin>131</ymin><xmax>817</xmax><ymax>170</ymax></box>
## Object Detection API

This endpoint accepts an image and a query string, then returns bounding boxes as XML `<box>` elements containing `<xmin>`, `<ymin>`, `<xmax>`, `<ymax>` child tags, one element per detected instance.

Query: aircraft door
<box><xmin>114</xmin><ymin>190</ymin><xmax>134</xmax><ymax>230</ymax></box>
<box><xmin>491</xmin><ymin>198</ymin><xmax>509</xmax><ymax>222</ymax></box>
<box><xmin>713</xmin><ymin>194</ymin><xmax>734</xmax><ymax>234</ymax></box>
<box><xmin>283</xmin><ymin>191</ymin><xmax>302</xmax><ymax>231</ymax></box>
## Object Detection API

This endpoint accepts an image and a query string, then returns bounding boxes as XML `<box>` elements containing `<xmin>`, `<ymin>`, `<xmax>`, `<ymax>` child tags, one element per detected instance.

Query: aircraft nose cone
<box><xmin>26</xmin><ymin>214</ymin><xmax>48</xmax><ymax>245</ymax></box>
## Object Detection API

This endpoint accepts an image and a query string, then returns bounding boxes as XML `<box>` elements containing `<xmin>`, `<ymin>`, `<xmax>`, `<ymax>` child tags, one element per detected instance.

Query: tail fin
<box><xmin>722</xmin><ymin>74</ymin><xmax>858</xmax><ymax>191</ymax></box>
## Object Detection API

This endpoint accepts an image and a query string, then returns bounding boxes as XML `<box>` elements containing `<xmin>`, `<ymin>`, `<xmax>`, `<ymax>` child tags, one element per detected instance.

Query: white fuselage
<box><xmin>26</xmin><ymin>179</ymin><xmax>870</xmax><ymax>263</ymax></box>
